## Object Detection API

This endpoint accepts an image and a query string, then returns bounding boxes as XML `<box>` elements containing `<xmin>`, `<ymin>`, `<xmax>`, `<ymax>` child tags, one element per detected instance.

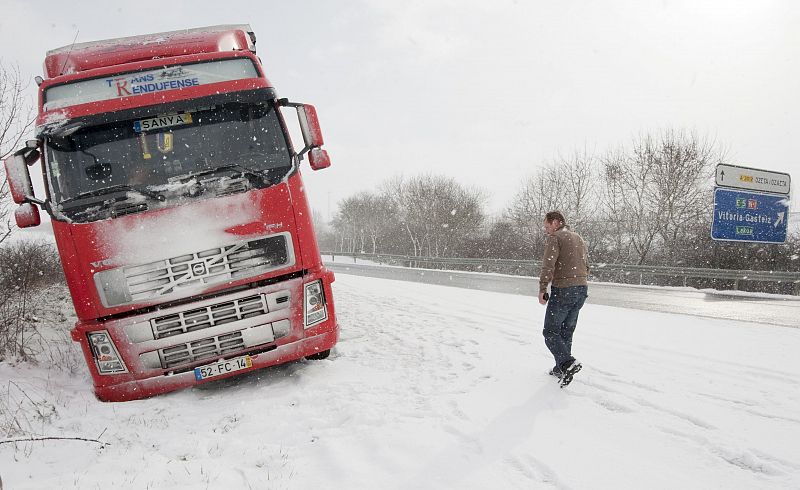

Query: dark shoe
<box><xmin>559</xmin><ymin>359</ymin><xmax>582</xmax><ymax>388</ymax></box>
<box><xmin>548</xmin><ymin>365</ymin><xmax>562</xmax><ymax>377</ymax></box>
<box><xmin>560</xmin><ymin>359</ymin><xmax>582</xmax><ymax>375</ymax></box>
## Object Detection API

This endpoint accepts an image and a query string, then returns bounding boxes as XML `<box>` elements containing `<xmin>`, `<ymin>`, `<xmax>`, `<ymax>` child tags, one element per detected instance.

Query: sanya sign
<box><xmin>715</xmin><ymin>164</ymin><xmax>791</xmax><ymax>195</ymax></box>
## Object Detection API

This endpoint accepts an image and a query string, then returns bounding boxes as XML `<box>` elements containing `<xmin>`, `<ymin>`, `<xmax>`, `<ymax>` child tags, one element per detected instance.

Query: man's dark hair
<box><xmin>544</xmin><ymin>211</ymin><xmax>566</xmax><ymax>224</ymax></box>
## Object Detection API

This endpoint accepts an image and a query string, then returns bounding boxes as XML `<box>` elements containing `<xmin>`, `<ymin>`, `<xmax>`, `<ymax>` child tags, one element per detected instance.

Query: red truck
<box><xmin>3</xmin><ymin>25</ymin><xmax>339</xmax><ymax>401</ymax></box>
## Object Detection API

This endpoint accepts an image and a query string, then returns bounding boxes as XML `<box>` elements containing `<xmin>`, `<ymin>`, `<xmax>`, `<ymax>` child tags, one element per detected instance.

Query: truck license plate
<box><xmin>194</xmin><ymin>355</ymin><xmax>252</xmax><ymax>381</ymax></box>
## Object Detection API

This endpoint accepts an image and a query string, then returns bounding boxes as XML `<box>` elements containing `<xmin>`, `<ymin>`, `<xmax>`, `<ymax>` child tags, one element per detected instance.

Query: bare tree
<box><xmin>384</xmin><ymin>174</ymin><xmax>485</xmax><ymax>257</ymax></box>
<box><xmin>0</xmin><ymin>171</ymin><xmax>12</xmax><ymax>247</ymax></box>
<box><xmin>331</xmin><ymin>194</ymin><xmax>366</xmax><ymax>253</ymax></box>
<box><xmin>623</xmin><ymin>134</ymin><xmax>664</xmax><ymax>264</ymax></box>
<box><xmin>0</xmin><ymin>61</ymin><xmax>36</xmax><ymax>246</ymax></box>
<box><xmin>556</xmin><ymin>149</ymin><xmax>595</xmax><ymax>227</ymax></box>
<box><xmin>484</xmin><ymin>217</ymin><xmax>532</xmax><ymax>259</ymax></box>
<box><xmin>331</xmin><ymin>191</ymin><xmax>398</xmax><ymax>254</ymax></box>
<box><xmin>594</xmin><ymin>130</ymin><xmax>723</xmax><ymax>265</ymax></box>
<box><xmin>505</xmin><ymin>152</ymin><xmax>598</xmax><ymax>255</ymax></box>
<box><xmin>505</xmin><ymin>165</ymin><xmax>565</xmax><ymax>252</ymax></box>
<box><xmin>650</xmin><ymin>129</ymin><xmax>721</xmax><ymax>261</ymax></box>
<box><xmin>0</xmin><ymin>240</ymin><xmax>64</xmax><ymax>359</ymax></box>
<box><xmin>360</xmin><ymin>192</ymin><xmax>398</xmax><ymax>254</ymax></box>
<box><xmin>598</xmin><ymin>148</ymin><xmax>633</xmax><ymax>262</ymax></box>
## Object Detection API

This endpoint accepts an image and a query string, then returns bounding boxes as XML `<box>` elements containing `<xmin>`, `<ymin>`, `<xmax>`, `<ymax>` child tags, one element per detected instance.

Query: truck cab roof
<box><xmin>44</xmin><ymin>24</ymin><xmax>255</xmax><ymax>79</ymax></box>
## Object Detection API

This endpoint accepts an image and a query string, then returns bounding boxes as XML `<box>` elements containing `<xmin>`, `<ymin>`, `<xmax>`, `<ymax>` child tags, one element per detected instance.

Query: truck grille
<box><xmin>98</xmin><ymin>232</ymin><xmax>292</xmax><ymax>305</ymax></box>
<box><xmin>151</xmin><ymin>294</ymin><xmax>269</xmax><ymax>339</ymax></box>
<box><xmin>132</xmin><ymin>288</ymin><xmax>294</xmax><ymax>371</ymax></box>
<box><xmin>161</xmin><ymin>331</ymin><xmax>246</xmax><ymax>369</ymax></box>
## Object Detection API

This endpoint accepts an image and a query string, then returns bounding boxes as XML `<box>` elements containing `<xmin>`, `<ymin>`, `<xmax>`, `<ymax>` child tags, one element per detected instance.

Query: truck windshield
<box><xmin>45</xmin><ymin>100</ymin><xmax>292</xmax><ymax>216</ymax></box>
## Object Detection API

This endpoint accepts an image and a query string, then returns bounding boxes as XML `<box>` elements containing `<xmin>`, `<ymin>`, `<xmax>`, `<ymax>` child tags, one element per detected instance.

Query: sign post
<box><xmin>715</xmin><ymin>164</ymin><xmax>790</xmax><ymax>195</ymax></box>
<box><xmin>712</xmin><ymin>164</ymin><xmax>791</xmax><ymax>244</ymax></box>
<box><xmin>711</xmin><ymin>188</ymin><xmax>789</xmax><ymax>243</ymax></box>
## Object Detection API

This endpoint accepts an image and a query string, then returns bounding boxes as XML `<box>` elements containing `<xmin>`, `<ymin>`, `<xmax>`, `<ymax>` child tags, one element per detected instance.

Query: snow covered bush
<box><xmin>0</xmin><ymin>241</ymin><xmax>65</xmax><ymax>360</ymax></box>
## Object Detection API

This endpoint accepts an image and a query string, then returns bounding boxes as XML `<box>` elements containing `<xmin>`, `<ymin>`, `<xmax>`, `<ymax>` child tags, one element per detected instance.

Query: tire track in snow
<box><xmin>401</xmin><ymin>383</ymin><xmax>568</xmax><ymax>489</ymax></box>
<box><xmin>584</xmin><ymin>332</ymin><xmax>799</xmax><ymax>386</ymax></box>
<box><xmin>579</xmin><ymin>332</ymin><xmax>800</xmax><ymax>428</ymax></box>
<box><xmin>337</xmin><ymin>274</ymin><xmax>800</xmax><ymax>488</ymax></box>
<box><xmin>507</xmin><ymin>453</ymin><xmax>574</xmax><ymax>490</ymax></box>
<box><xmin>694</xmin><ymin>392</ymin><xmax>800</xmax><ymax>425</ymax></box>
<box><xmin>657</xmin><ymin>425</ymin><xmax>792</xmax><ymax>477</ymax></box>
<box><xmin>563</xmin><ymin>372</ymin><xmax>796</xmax><ymax>484</ymax></box>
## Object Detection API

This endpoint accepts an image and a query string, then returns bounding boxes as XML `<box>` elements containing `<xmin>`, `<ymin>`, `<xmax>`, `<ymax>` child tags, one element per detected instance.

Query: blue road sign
<box><xmin>711</xmin><ymin>188</ymin><xmax>789</xmax><ymax>243</ymax></box>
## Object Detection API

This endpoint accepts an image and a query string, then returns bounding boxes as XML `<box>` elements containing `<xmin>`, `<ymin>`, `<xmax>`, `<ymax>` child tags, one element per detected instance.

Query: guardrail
<box><xmin>322</xmin><ymin>251</ymin><xmax>800</xmax><ymax>295</ymax></box>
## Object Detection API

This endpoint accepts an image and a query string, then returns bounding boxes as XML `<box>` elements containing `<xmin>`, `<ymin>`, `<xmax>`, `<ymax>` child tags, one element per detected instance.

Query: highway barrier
<box><xmin>323</xmin><ymin>252</ymin><xmax>800</xmax><ymax>295</ymax></box>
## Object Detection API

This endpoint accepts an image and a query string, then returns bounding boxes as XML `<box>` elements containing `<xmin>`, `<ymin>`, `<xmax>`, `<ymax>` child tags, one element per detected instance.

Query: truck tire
<box><xmin>306</xmin><ymin>349</ymin><xmax>331</xmax><ymax>360</ymax></box>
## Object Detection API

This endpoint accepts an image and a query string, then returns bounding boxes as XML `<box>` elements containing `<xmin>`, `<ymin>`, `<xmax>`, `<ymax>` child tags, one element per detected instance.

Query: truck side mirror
<box><xmin>15</xmin><ymin>203</ymin><xmax>41</xmax><ymax>228</ymax></box>
<box><xmin>297</xmin><ymin>104</ymin><xmax>324</xmax><ymax>149</ymax></box>
<box><xmin>3</xmin><ymin>154</ymin><xmax>36</xmax><ymax>204</ymax></box>
<box><xmin>278</xmin><ymin>99</ymin><xmax>332</xmax><ymax>170</ymax></box>
<box><xmin>4</xmin><ymin>151</ymin><xmax>43</xmax><ymax>228</ymax></box>
<box><xmin>308</xmin><ymin>148</ymin><xmax>331</xmax><ymax>170</ymax></box>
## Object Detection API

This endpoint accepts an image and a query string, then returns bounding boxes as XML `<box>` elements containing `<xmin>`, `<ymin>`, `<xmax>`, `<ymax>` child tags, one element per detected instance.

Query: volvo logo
<box><xmin>191</xmin><ymin>262</ymin><xmax>207</xmax><ymax>276</ymax></box>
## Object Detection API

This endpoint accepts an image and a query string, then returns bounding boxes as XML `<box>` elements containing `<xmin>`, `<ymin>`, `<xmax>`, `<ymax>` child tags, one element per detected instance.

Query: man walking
<box><xmin>538</xmin><ymin>211</ymin><xmax>589</xmax><ymax>387</ymax></box>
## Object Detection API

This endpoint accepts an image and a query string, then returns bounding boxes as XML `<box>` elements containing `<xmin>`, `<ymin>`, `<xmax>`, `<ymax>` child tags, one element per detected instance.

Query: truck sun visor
<box><xmin>44</xmin><ymin>58</ymin><xmax>259</xmax><ymax>110</ymax></box>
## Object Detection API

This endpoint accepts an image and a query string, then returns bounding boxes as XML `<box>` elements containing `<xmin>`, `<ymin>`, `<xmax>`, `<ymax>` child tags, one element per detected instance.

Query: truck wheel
<box><xmin>306</xmin><ymin>349</ymin><xmax>331</xmax><ymax>360</ymax></box>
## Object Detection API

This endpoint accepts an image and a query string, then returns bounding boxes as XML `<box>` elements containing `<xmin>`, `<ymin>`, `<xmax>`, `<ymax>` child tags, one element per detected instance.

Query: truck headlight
<box><xmin>87</xmin><ymin>331</ymin><xmax>128</xmax><ymax>374</ymax></box>
<box><xmin>304</xmin><ymin>280</ymin><xmax>328</xmax><ymax>327</ymax></box>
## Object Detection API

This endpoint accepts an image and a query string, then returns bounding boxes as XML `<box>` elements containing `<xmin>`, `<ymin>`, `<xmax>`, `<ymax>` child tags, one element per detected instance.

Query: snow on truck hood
<box><xmin>96</xmin><ymin>191</ymin><xmax>263</xmax><ymax>266</ymax></box>
<box><xmin>56</xmin><ymin>184</ymin><xmax>300</xmax><ymax>313</ymax></box>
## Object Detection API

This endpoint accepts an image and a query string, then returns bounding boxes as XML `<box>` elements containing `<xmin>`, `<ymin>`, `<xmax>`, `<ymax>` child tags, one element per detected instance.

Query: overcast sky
<box><xmin>1</xmin><ymin>0</ymin><xmax>798</xmax><ymax>220</ymax></box>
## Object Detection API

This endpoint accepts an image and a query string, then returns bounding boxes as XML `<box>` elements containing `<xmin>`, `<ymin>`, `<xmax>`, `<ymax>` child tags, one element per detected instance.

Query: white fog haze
<box><xmin>1</xmin><ymin>2</ymin><xmax>799</xmax><ymax>489</ymax></box>
<box><xmin>0</xmin><ymin>0</ymin><xmax>798</xmax><ymax>214</ymax></box>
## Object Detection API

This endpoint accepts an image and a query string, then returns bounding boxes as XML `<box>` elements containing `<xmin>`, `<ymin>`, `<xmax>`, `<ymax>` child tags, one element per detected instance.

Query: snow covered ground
<box><xmin>2</xmin><ymin>274</ymin><xmax>799</xmax><ymax>489</ymax></box>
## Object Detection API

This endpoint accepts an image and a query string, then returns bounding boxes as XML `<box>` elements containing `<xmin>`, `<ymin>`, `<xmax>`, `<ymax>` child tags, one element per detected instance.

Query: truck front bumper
<box><xmin>93</xmin><ymin>325</ymin><xmax>338</xmax><ymax>402</ymax></box>
<box><xmin>73</xmin><ymin>269</ymin><xmax>338</xmax><ymax>402</ymax></box>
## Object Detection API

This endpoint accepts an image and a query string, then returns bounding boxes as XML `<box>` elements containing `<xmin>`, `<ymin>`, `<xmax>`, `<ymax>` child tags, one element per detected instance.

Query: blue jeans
<box><xmin>543</xmin><ymin>285</ymin><xmax>588</xmax><ymax>368</ymax></box>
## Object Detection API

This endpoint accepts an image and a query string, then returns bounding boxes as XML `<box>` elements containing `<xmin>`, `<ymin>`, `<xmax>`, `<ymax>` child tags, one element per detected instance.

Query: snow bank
<box><xmin>2</xmin><ymin>276</ymin><xmax>799</xmax><ymax>489</ymax></box>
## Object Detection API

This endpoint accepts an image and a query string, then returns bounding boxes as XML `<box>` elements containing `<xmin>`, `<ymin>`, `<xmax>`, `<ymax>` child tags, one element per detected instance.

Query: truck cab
<box><xmin>3</xmin><ymin>25</ymin><xmax>338</xmax><ymax>401</ymax></box>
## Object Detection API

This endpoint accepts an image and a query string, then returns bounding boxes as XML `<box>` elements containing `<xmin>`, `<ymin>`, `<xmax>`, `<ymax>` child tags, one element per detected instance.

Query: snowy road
<box><xmin>2</xmin><ymin>276</ymin><xmax>799</xmax><ymax>489</ymax></box>
<box><xmin>327</xmin><ymin>262</ymin><xmax>800</xmax><ymax>327</ymax></box>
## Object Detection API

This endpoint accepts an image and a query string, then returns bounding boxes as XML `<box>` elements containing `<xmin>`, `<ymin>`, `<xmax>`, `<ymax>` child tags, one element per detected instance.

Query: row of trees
<box><xmin>322</xmin><ymin>130</ymin><xmax>798</xmax><ymax>273</ymax></box>
<box><xmin>503</xmin><ymin>130</ymin><xmax>723</xmax><ymax>265</ymax></box>
<box><xmin>328</xmin><ymin>175</ymin><xmax>486</xmax><ymax>258</ymax></box>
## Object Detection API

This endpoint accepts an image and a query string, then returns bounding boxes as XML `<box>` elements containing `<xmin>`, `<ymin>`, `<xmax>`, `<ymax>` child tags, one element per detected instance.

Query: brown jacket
<box><xmin>539</xmin><ymin>226</ymin><xmax>589</xmax><ymax>293</ymax></box>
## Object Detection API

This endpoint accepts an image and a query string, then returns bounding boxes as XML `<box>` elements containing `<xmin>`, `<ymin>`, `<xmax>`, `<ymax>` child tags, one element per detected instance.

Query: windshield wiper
<box><xmin>178</xmin><ymin>164</ymin><xmax>267</xmax><ymax>187</ymax></box>
<box><xmin>63</xmin><ymin>184</ymin><xmax>166</xmax><ymax>204</ymax></box>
